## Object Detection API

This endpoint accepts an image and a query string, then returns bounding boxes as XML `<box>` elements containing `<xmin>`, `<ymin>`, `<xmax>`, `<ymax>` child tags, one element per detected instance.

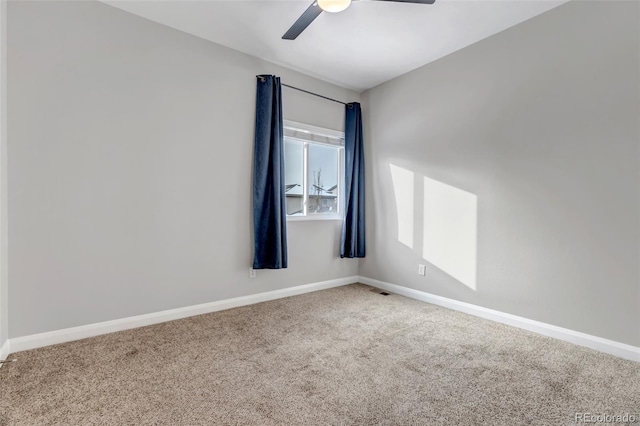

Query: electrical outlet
<box><xmin>249</xmin><ymin>268</ymin><xmax>256</xmax><ymax>278</ymax></box>
<box><xmin>418</xmin><ymin>264</ymin><xmax>426</xmax><ymax>276</ymax></box>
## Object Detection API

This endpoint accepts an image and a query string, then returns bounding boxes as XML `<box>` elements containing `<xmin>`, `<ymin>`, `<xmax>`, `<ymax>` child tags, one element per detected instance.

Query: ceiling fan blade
<box><xmin>282</xmin><ymin>1</ymin><xmax>323</xmax><ymax>40</ymax></box>
<box><xmin>370</xmin><ymin>0</ymin><xmax>435</xmax><ymax>3</ymax></box>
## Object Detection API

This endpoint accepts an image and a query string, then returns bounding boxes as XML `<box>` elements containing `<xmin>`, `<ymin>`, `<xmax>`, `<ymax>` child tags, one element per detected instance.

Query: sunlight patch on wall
<box><xmin>423</xmin><ymin>177</ymin><xmax>477</xmax><ymax>290</ymax></box>
<box><xmin>390</xmin><ymin>164</ymin><xmax>414</xmax><ymax>249</ymax></box>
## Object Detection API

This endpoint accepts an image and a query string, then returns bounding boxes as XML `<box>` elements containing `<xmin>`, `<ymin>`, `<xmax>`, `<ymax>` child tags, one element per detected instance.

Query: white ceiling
<box><xmin>104</xmin><ymin>0</ymin><xmax>567</xmax><ymax>92</ymax></box>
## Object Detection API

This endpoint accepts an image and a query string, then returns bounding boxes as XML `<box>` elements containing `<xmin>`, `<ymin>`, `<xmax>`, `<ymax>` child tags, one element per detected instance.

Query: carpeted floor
<box><xmin>1</xmin><ymin>284</ymin><xmax>638</xmax><ymax>425</ymax></box>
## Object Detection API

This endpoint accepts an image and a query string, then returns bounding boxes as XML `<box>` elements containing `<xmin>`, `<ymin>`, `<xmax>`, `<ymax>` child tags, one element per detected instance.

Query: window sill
<box><xmin>287</xmin><ymin>215</ymin><xmax>343</xmax><ymax>222</ymax></box>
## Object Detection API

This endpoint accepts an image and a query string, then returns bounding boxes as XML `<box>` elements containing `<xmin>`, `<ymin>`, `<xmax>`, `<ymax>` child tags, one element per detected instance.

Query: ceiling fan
<box><xmin>283</xmin><ymin>0</ymin><xmax>436</xmax><ymax>40</ymax></box>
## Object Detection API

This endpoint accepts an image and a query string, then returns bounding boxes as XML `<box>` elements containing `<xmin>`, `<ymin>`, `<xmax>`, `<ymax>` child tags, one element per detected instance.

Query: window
<box><xmin>283</xmin><ymin>121</ymin><xmax>345</xmax><ymax>220</ymax></box>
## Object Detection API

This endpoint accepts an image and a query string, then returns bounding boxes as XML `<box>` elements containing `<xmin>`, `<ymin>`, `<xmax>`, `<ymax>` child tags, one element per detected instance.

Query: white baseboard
<box><xmin>0</xmin><ymin>338</ymin><xmax>9</xmax><ymax>361</ymax></box>
<box><xmin>8</xmin><ymin>276</ymin><xmax>359</xmax><ymax>354</ymax></box>
<box><xmin>7</xmin><ymin>275</ymin><xmax>639</xmax><ymax>363</ymax></box>
<box><xmin>358</xmin><ymin>276</ymin><xmax>640</xmax><ymax>363</ymax></box>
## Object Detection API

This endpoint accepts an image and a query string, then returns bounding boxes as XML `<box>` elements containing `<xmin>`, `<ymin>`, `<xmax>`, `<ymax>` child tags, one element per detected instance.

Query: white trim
<box><xmin>303</xmin><ymin>140</ymin><xmax>309</xmax><ymax>216</ymax></box>
<box><xmin>358</xmin><ymin>276</ymin><xmax>640</xmax><ymax>363</ymax></box>
<box><xmin>7</xmin><ymin>275</ymin><xmax>637</xmax><ymax>363</ymax></box>
<box><xmin>8</xmin><ymin>276</ymin><xmax>359</xmax><ymax>354</ymax></box>
<box><xmin>284</xmin><ymin>120</ymin><xmax>344</xmax><ymax>142</ymax></box>
<box><xmin>0</xmin><ymin>338</ymin><xmax>9</xmax><ymax>361</ymax></box>
<box><xmin>287</xmin><ymin>215</ymin><xmax>342</xmax><ymax>222</ymax></box>
<box><xmin>284</xmin><ymin>125</ymin><xmax>345</xmax><ymax>220</ymax></box>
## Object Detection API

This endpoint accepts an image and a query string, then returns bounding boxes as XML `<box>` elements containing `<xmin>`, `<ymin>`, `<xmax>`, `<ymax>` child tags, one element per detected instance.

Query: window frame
<box><xmin>283</xmin><ymin>120</ymin><xmax>345</xmax><ymax>222</ymax></box>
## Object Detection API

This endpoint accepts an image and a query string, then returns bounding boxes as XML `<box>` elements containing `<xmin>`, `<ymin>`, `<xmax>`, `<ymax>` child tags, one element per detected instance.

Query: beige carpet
<box><xmin>1</xmin><ymin>284</ymin><xmax>638</xmax><ymax>425</ymax></box>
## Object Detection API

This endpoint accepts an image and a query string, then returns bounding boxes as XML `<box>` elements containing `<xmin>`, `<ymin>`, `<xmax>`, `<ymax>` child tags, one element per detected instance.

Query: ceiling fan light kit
<box><xmin>317</xmin><ymin>0</ymin><xmax>352</xmax><ymax>13</ymax></box>
<box><xmin>282</xmin><ymin>0</ymin><xmax>436</xmax><ymax>40</ymax></box>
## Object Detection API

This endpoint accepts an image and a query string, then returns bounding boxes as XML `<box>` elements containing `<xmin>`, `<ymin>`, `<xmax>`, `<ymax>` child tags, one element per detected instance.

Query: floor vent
<box><xmin>369</xmin><ymin>288</ymin><xmax>391</xmax><ymax>296</ymax></box>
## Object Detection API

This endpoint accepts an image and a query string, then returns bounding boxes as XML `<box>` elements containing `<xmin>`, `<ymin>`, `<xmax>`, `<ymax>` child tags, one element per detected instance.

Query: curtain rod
<box><xmin>256</xmin><ymin>75</ymin><xmax>350</xmax><ymax>107</ymax></box>
<box><xmin>282</xmin><ymin>83</ymin><xmax>348</xmax><ymax>106</ymax></box>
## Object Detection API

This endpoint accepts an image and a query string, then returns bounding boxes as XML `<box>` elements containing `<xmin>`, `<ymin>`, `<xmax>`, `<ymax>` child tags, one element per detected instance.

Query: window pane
<box><xmin>284</xmin><ymin>139</ymin><xmax>304</xmax><ymax>216</ymax></box>
<box><xmin>308</xmin><ymin>144</ymin><xmax>339</xmax><ymax>215</ymax></box>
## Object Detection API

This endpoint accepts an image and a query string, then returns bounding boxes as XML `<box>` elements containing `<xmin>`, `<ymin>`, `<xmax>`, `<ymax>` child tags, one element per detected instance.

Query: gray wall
<box><xmin>0</xmin><ymin>0</ymin><xmax>7</xmax><ymax>351</ymax></box>
<box><xmin>361</xmin><ymin>0</ymin><xmax>640</xmax><ymax>346</ymax></box>
<box><xmin>7</xmin><ymin>0</ymin><xmax>639</xmax><ymax>348</ymax></box>
<box><xmin>8</xmin><ymin>1</ymin><xmax>358</xmax><ymax>338</ymax></box>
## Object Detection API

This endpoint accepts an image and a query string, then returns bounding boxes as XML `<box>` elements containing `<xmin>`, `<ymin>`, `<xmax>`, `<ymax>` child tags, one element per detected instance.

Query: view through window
<box><xmin>283</xmin><ymin>122</ymin><xmax>344</xmax><ymax>219</ymax></box>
